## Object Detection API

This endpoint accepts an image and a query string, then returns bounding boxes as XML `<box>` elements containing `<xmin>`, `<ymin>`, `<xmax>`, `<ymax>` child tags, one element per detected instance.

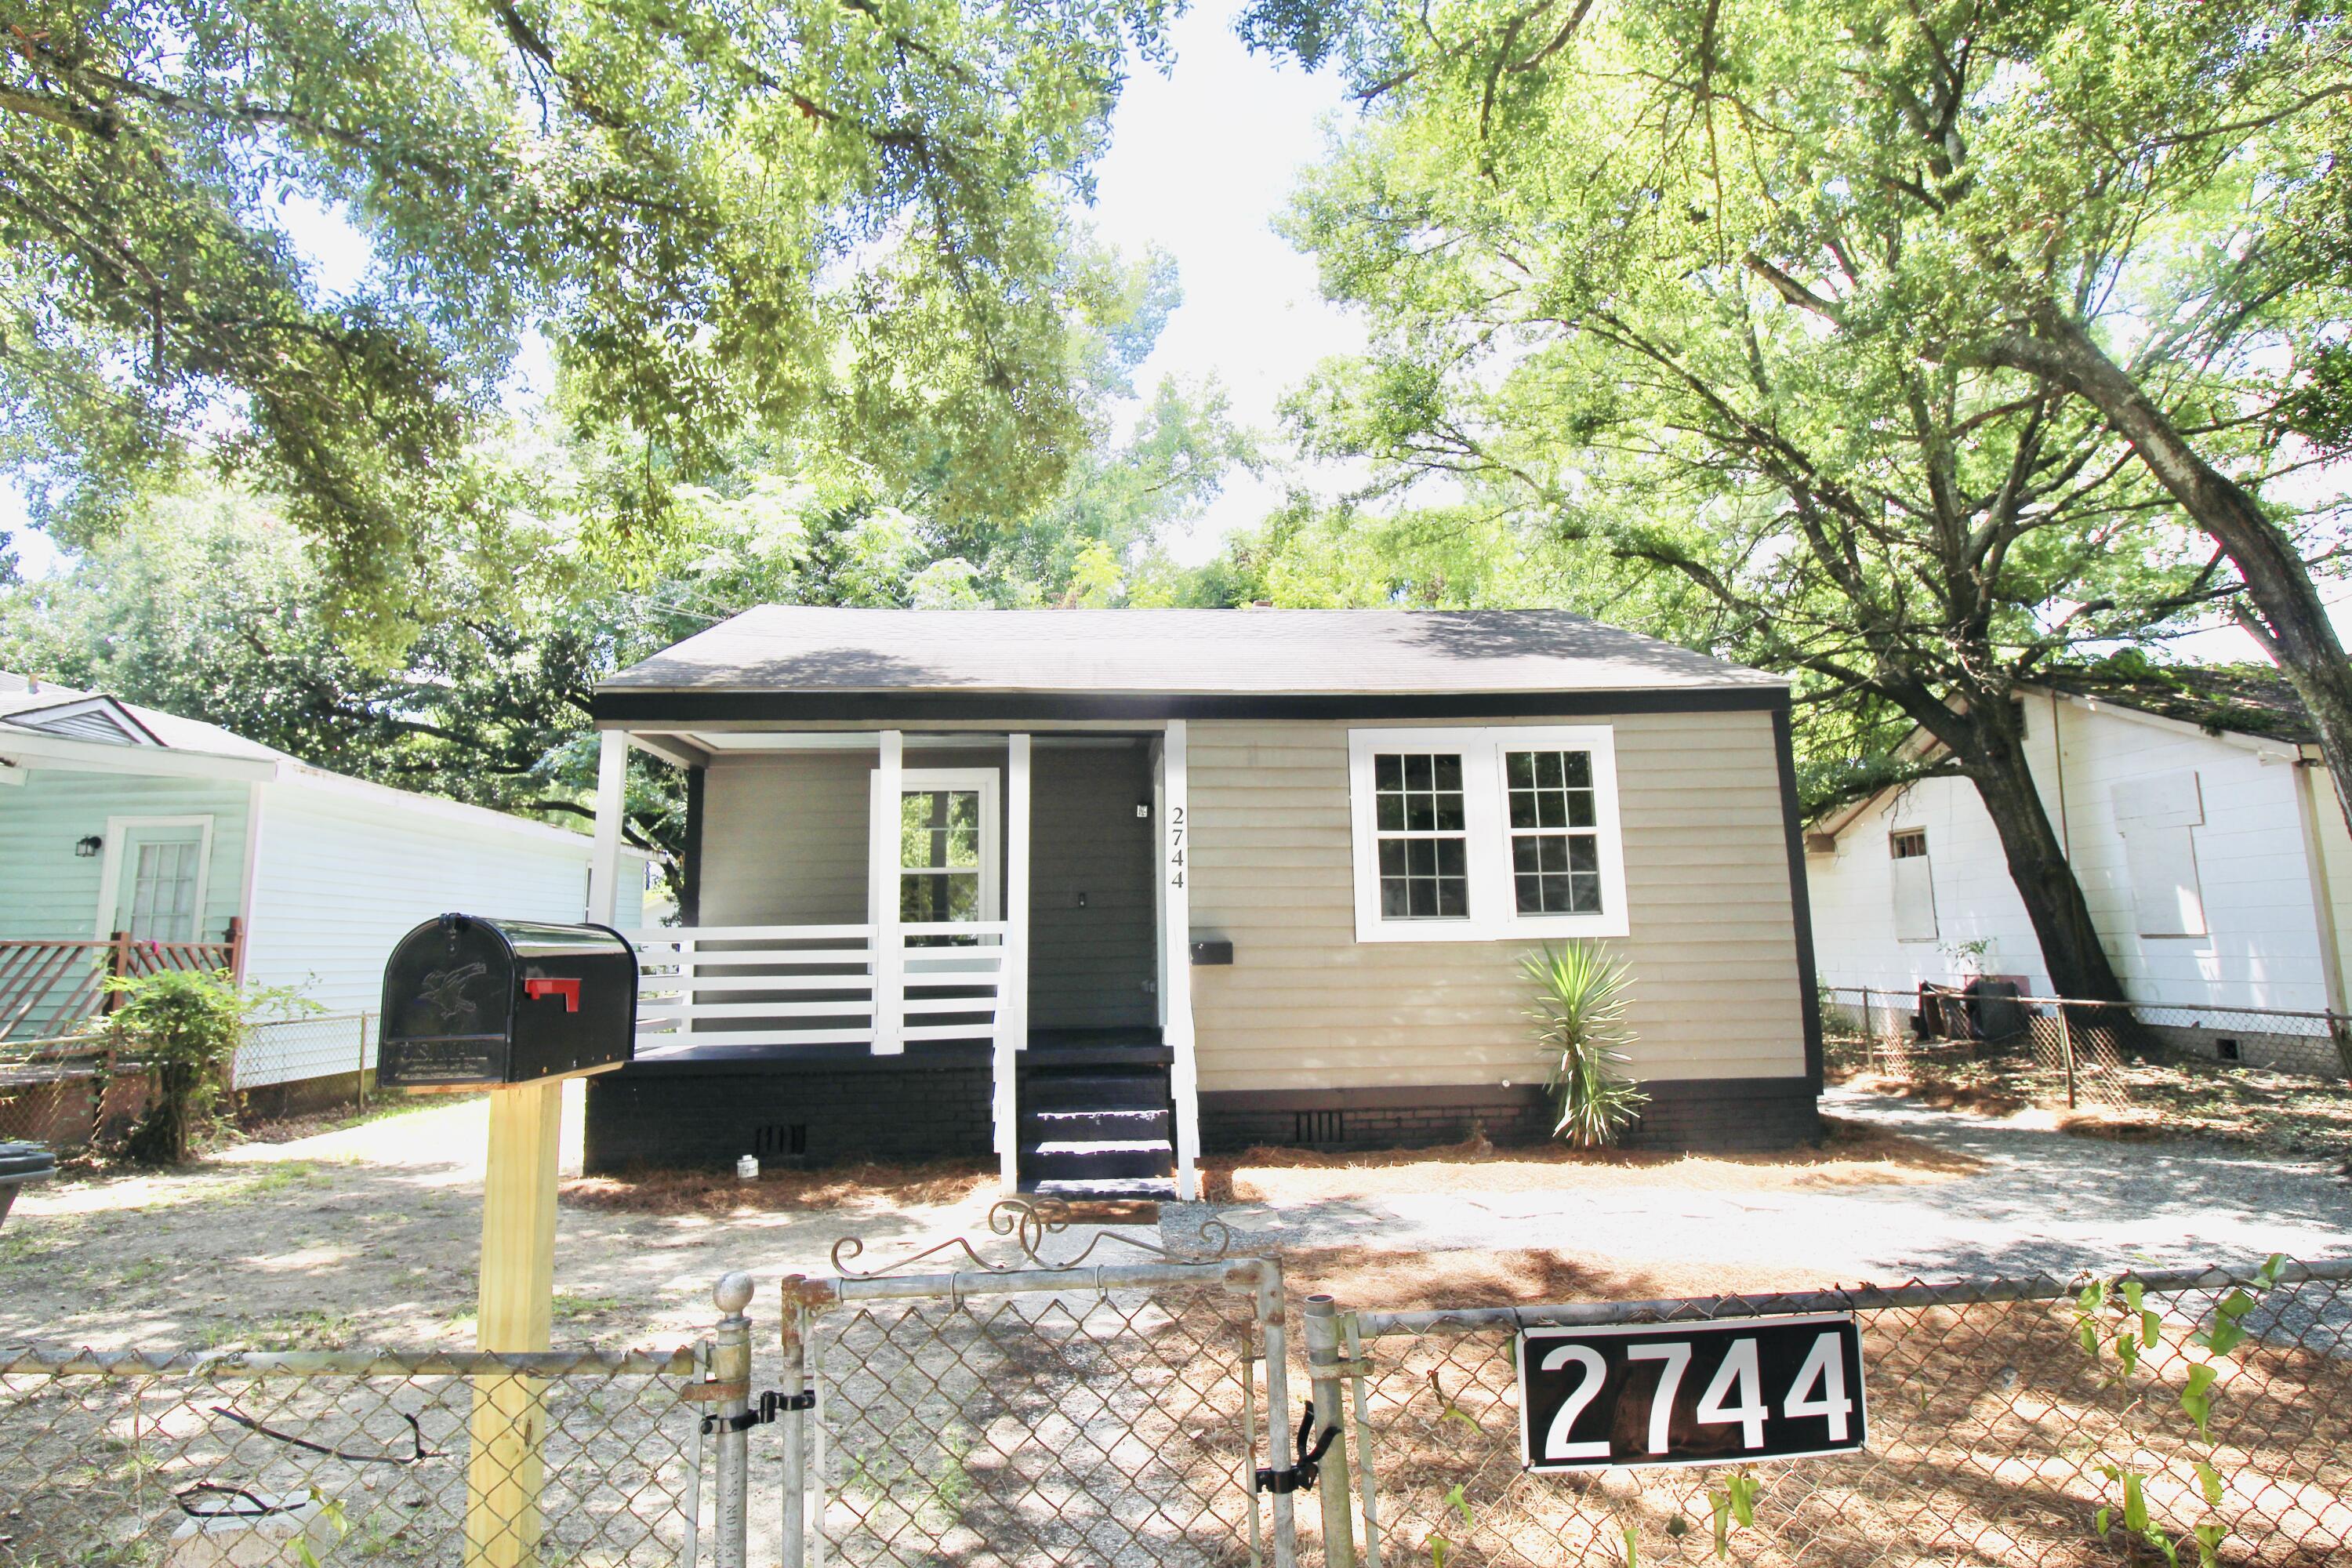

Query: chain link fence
<box><xmin>782</xmin><ymin>1251</ymin><xmax>1302</xmax><ymax>1568</ymax></box>
<box><xmin>0</xmin><ymin>1011</ymin><xmax>385</xmax><ymax>1152</ymax></box>
<box><xmin>1330</xmin><ymin>1259</ymin><xmax>2352</xmax><ymax>1567</ymax></box>
<box><xmin>233</xmin><ymin>1011</ymin><xmax>380</xmax><ymax>1119</ymax></box>
<box><xmin>0</xmin><ymin>1033</ymin><xmax>151</xmax><ymax>1150</ymax></box>
<box><xmin>1823</xmin><ymin>984</ymin><xmax>2352</xmax><ymax>1109</ymax></box>
<box><xmin>0</xmin><ymin>1345</ymin><xmax>712</xmax><ymax>1568</ymax></box>
<box><xmin>9</xmin><ymin>1208</ymin><xmax>2349</xmax><ymax>1568</ymax></box>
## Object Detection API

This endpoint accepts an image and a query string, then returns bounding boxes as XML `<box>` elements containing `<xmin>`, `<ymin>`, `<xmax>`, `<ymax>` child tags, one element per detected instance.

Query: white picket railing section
<box><xmin>624</xmin><ymin>923</ymin><xmax>1009</xmax><ymax>1054</ymax></box>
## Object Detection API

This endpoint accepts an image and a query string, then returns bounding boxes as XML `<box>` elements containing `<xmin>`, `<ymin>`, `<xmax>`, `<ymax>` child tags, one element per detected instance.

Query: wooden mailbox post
<box><xmin>378</xmin><ymin>916</ymin><xmax>640</xmax><ymax>1568</ymax></box>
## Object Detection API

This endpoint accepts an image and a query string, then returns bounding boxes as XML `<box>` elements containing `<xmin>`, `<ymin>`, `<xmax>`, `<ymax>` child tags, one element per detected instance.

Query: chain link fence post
<box><xmin>1302</xmin><ymin>1295</ymin><xmax>1359</xmax><ymax>1568</ymax></box>
<box><xmin>1339</xmin><ymin>1312</ymin><xmax>1382</xmax><ymax>1568</ymax></box>
<box><xmin>2057</xmin><ymin>1000</ymin><xmax>2078</xmax><ymax>1109</ymax></box>
<box><xmin>1254</xmin><ymin>1258</ymin><xmax>1301</xmax><ymax>1568</ymax></box>
<box><xmin>779</xmin><ymin>1282</ymin><xmax>810</xmax><ymax>1568</ymax></box>
<box><xmin>710</xmin><ymin>1272</ymin><xmax>753</xmax><ymax>1568</ymax></box>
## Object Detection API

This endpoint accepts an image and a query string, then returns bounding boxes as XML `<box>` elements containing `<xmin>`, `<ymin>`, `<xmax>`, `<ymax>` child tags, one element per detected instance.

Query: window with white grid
<box><xmin>1347</xmin><ymin>726</ymin><xmax>1628</xmax><ymax>941</ymax></box>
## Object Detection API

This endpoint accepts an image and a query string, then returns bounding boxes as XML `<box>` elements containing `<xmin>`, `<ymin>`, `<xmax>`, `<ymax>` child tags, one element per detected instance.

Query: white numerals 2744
<box><xmin>1542</xmin><ymin>1332</ymin><xmax>1852</xmax><ymax>1461</ymax></box>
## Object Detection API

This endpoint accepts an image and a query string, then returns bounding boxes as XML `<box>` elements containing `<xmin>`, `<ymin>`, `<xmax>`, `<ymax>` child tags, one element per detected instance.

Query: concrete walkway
<box><xmin>1163</xmin><ymin>1085</ymin><xmax>2352</xmax><ymax>1285</ymax></box>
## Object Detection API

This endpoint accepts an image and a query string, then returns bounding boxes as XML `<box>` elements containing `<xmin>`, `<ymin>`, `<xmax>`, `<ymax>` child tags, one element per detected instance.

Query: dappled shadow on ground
<box><xmin>1826</xmin><ymin>1091</ymin><xmax>2352</xmax><ymax>1283</ymax></box>
<box><xmin>0</xmin><ymin>1102</ymin><xmax>1001</xmax><ymax>1356</ymax></box>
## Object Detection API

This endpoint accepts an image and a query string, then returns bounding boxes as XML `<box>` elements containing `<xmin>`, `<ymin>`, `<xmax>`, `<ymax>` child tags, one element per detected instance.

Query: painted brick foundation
<box><xmin>1615</xmin><ymin>1076</ymin><xmax>1820</xmax><ymax>1152</ymax></box>
<box><xmin>586</xmin><ymin>1057</ymin><xmax>1819</xmax><ymax>1171</ymax></box>
<box><xmin>1200</xmin><ymin>1076</ymin><xmax>1818</xmax><ymax>1155</ymax></box>
<box><xmin>583</xmin><ymin>1050</ymin><xmax>993</xmax><ymax>1174</ymax></box>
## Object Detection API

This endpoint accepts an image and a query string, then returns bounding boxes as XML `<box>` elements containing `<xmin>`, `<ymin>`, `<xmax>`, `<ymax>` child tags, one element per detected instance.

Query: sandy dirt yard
<box><xmin>5</xmin><ymin>1082</ymin><xmax>2346</xmax><ymax>1354</ymax></box>
<box><xmin>1</xmin><ymin>1083</ymin><xmax>1008</xmax><ymax>1352</ymax></box>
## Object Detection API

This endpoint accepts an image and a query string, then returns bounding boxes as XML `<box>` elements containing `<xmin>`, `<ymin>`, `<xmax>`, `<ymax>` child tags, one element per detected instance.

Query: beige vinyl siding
<box><xmin>1186</xmin><ymin>711</ymin><xmax>1806</xmax><ymax>1092</ymax></box>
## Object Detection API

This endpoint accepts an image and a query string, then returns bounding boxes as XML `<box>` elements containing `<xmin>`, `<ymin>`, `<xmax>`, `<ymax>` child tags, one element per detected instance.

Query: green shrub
<box><xmin>103</xmin><ymin>968</ymin><xmax>249</xmax><ymax>1163</ymax></box>
<box><xmin>1523</xmin><ymin>942</ymin><xmax>1649</xmax><ymax>1149</ymax></box>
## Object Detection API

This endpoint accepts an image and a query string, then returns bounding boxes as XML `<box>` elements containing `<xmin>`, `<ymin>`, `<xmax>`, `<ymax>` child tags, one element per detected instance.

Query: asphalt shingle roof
<box><xmin>601</xmin><ymin>608</ymin><xmax>1781</xmax><ymax>696</ymax></box>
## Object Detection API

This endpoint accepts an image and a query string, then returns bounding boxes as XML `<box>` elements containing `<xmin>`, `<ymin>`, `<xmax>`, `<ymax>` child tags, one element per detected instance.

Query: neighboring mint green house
<box><xmin>0</xmin><ymin>673</ymin><xmax>648</xmax><ymax>1087</ymax></box>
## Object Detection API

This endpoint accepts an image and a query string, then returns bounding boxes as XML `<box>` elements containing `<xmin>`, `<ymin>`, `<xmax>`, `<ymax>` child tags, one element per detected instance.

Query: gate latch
<box><xmin>1254</xmin><ymin>1401</ymin><xmax>1337</xmax><ymax>1495</ymax></box>
<box><xmin>702</xmin><ymin>1388</ymin><xmax>815</xmax><ymax>1434</ymax></box>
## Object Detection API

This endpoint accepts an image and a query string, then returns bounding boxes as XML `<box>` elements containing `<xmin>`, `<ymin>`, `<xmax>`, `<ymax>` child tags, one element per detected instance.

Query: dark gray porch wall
<box><xmin>695</xmin><ymin>739</ymin><xmax>1156</xmax><ymax>1028</ymax></box>
<box><xmin>700</xmin><ymin>749</ymin><xmax>877</xmax><ymax>925</ymax></box>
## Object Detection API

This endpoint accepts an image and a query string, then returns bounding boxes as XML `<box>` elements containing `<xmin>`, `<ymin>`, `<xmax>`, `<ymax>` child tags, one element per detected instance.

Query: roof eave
<box><xmin>591</xmin><ymin>683</ymin><xmax>1791</xmax><ymax>727</ymax></box>
<box><xmin>0</xmin><ymin>728</ymin><xmax>279</xmax><ymax>781</ymax></box>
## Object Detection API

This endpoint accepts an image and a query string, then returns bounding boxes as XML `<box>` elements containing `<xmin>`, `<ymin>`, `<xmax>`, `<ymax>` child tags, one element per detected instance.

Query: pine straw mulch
<box><xmin>561</xmin><ymin>1156</ymin><xmax>999</xmax><ymax>1214</ymax></box>
<box><xmin>1199</xmin><ymin>1112</ymin><xmax>1979</xmax><ymax>1205</ymax></box>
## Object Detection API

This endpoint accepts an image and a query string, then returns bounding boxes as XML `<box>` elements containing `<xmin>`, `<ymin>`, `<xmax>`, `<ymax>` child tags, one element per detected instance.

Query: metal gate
<box><xmin>702</xmin><ymin>1203</ymin><xmax>1319</xmax><ymax>1568</ymax></box>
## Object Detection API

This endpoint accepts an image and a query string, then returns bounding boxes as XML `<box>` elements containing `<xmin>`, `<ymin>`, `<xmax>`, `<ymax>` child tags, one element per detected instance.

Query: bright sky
<box><xmin>1085</xmin><ymin>4</ymin><xmax>1364</xmax><ymax>559</ymax></box>
<box><xmin>0</xmin><ymin>1</ymin><xmax>2328</xmax><ymax>662</ymax></box>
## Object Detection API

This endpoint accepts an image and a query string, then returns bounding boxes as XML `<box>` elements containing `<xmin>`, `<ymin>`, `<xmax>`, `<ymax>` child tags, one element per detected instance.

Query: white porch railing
<box><xmin>624</xmin><ymin>923</ymin><xmax>1010</xmax><ymax>1053</ymax></box>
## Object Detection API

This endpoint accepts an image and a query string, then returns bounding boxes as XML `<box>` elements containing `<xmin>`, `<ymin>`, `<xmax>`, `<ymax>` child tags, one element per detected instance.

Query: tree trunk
<box><xmin>1936</xmin><ymin>700</ymin><xmax>2131</xmax><ymax>1004</ymax></box>
<box><xmin>1973</xmin><ymin>314</ymin><xmax>2352</xmax><ymax>846</ymax></box>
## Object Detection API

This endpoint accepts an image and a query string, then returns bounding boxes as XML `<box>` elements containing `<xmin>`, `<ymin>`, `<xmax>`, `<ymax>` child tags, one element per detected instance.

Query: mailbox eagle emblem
<box><xmin>416</xmin><ymin>962</ymin><xmax>489</xmax><ymax>1030</ymax></box>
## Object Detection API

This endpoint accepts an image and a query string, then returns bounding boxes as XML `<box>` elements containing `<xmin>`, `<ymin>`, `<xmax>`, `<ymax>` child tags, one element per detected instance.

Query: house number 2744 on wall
<box><xmin>1168</xmin><ymin>804</ymin><xmax>1185</xmax><ymax>890</ymax></box>
<box><xmin>1515</xmin><ymin>1315</ymin><xmax>1867</xmax><ymax>1471</ymax></box>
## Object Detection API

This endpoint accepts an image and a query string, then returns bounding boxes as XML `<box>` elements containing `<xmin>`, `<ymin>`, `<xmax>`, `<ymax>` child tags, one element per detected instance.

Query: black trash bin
<box><xmin>0</xmin><ymin>1140</ymin><xmax>56</xmax><ymax>1229</ymax></box>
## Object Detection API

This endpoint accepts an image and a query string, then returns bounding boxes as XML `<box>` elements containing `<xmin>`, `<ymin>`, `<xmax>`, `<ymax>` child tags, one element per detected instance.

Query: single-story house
<box><xmin>1804</xmin><ymin>666</ymin><xmax>2352</xmax><ymax>1073</ymax></box>
<box><xmin>0</xmin><ymin>673</ymin><xmax>651</xmax><ymax>1096</ymax></box>
<box><xmin>578</xmin><ymin>607</ymin><xmax>1824</xmax><ymax>1199</ymax></box>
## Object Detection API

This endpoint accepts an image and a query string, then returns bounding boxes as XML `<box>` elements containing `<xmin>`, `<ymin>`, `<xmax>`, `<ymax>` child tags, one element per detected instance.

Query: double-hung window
<box><xmin>1348</xmin><ymin>726</ymin><xmax>1628</xmax><ymax>941</ymax></box>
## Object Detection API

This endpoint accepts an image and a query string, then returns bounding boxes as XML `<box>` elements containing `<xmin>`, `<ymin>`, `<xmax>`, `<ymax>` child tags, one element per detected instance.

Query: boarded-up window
<box><xmin>2111</xmin><ymin>771</ymin><xmax>2208</xmax><ymax>938</ymax></box>
<box><xmin>2122</xmin><ymin>826</ymin><xmax>2209</xmax><ymax>937</ymax></box>
<box><xmin>1890</xmin><ymin>829</ymin><xmax>1937</xmax><ymax>942</ymax></box>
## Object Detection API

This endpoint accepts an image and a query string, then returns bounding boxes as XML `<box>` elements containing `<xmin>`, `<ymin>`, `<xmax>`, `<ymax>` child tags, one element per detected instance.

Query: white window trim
<box><xmin>1346</xmin><ymin>725</ymin><xmax>1629</xmax><ymax>942</ymax></box>
<box><xmin>91</xmin><ymin>815</ymin><xmax>216</xmax><ymax>941</ymax></box>
<box><xmin>870</xmin><ymin>766</ymin><xmax>1003</xmax><ymax>922</ymax></box>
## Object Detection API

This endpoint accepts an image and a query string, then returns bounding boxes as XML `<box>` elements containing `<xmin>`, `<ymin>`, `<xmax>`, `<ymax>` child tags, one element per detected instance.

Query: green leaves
<box><xmin>2178</xmin><ymin>1363</ymin><xmax>2220</xmax><ymax>1442</ymax></box>
<box><xmin>2</xmin><ymin>0</ymin><xmax>1170</xmax><ymax>637</ymax></box>
<box><xmin>1260</xmin><ymin>0</ymin><xmax>2351</xmax><ymax>916</ymax></box>
<box><xmin>1523</xmin><ymin>942</ymin><xmax>1649</xmax><ymax>1149</ymax></box>
<box><xmin>1708</xmin><ymin>1471</ymin><xmax>1759</xmax><ymax>1560</ymax></box>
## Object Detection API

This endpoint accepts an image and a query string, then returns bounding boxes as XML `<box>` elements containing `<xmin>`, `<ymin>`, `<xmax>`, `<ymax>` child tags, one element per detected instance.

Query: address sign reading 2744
<box><xmin>1516</xmin><ymin>1314</ymin><xmax>1867</xmax><ymax>1471</ymax></box>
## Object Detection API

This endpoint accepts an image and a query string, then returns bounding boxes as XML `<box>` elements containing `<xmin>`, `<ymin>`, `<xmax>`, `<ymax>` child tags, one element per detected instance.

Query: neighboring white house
<box><xmin>0</xmin><ymin>673</ymin><xmax>653</xmax><ymax>1091</ymax></box>
<box><xmin>1806</xmin><ymin>667</ymin><xmax>2352</xmax><ymax>1055</ymax></box>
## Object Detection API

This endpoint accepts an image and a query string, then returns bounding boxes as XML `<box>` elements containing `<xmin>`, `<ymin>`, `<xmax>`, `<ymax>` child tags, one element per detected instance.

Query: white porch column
<box><xmin>997</xmin><ymin>734</ymin><xmax>1032</xmax><ymax>1192</ymax></box>
<box><xmin>587</xmin><ymin>729</ymin><xmax>627</xmax><ymax>925</ymax></box>
<box><xmin>869</xmin><ymin>730</ymin><xmax>905</xmax><ymax>1054</ymax></box>
<box><xmin>1160</xmin><ymin>720</ymin><xmax>1200</xmax><ymax>1200</ymax></box>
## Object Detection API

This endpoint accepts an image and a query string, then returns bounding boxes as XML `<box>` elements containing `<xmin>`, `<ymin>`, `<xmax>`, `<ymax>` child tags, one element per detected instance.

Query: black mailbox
<box><xmin>379</xmin><ymin>915</ymin><xmax>638</xmax><ymax>1088</ymax></box>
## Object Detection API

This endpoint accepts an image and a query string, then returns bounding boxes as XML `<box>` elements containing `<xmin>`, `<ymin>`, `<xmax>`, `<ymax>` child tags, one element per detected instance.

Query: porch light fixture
<box><xmin>74</xmin><ymin>834</ymin><xmax>102</xmax><ymax>858</ymax></box>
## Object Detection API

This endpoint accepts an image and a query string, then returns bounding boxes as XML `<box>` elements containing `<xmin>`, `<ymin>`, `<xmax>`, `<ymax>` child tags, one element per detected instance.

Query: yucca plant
<box><xmin>1523</xmin><ymin>942</ymin><xmax>1649</xmax><ymax>1149</ymax></box>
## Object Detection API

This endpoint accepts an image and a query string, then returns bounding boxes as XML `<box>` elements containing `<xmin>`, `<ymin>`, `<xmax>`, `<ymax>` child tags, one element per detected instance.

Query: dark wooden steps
<box><xmin>1016</xmin><ymin>1042</ymin><xmax>1174</xmax><ymax>1196</ymax></box>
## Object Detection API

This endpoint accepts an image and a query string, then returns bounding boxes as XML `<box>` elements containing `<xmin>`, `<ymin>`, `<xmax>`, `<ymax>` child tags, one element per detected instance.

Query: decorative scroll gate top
<box><xmin>829</xmin><ymin>1196</ymin><xmax>1236</xmax><ymax>1279</ymax></box>
<box><xmin>763</xmin><ymin>1200</ymin><xmax>1297</xmax><ymax>1568</ymax></box>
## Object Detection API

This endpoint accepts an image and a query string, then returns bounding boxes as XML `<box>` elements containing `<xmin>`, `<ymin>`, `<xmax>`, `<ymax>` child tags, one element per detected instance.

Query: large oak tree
<box><xmin>1238</xmin><ymin>0</ymin><xmax>2352</xmax><ymax>998</ymax></box>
